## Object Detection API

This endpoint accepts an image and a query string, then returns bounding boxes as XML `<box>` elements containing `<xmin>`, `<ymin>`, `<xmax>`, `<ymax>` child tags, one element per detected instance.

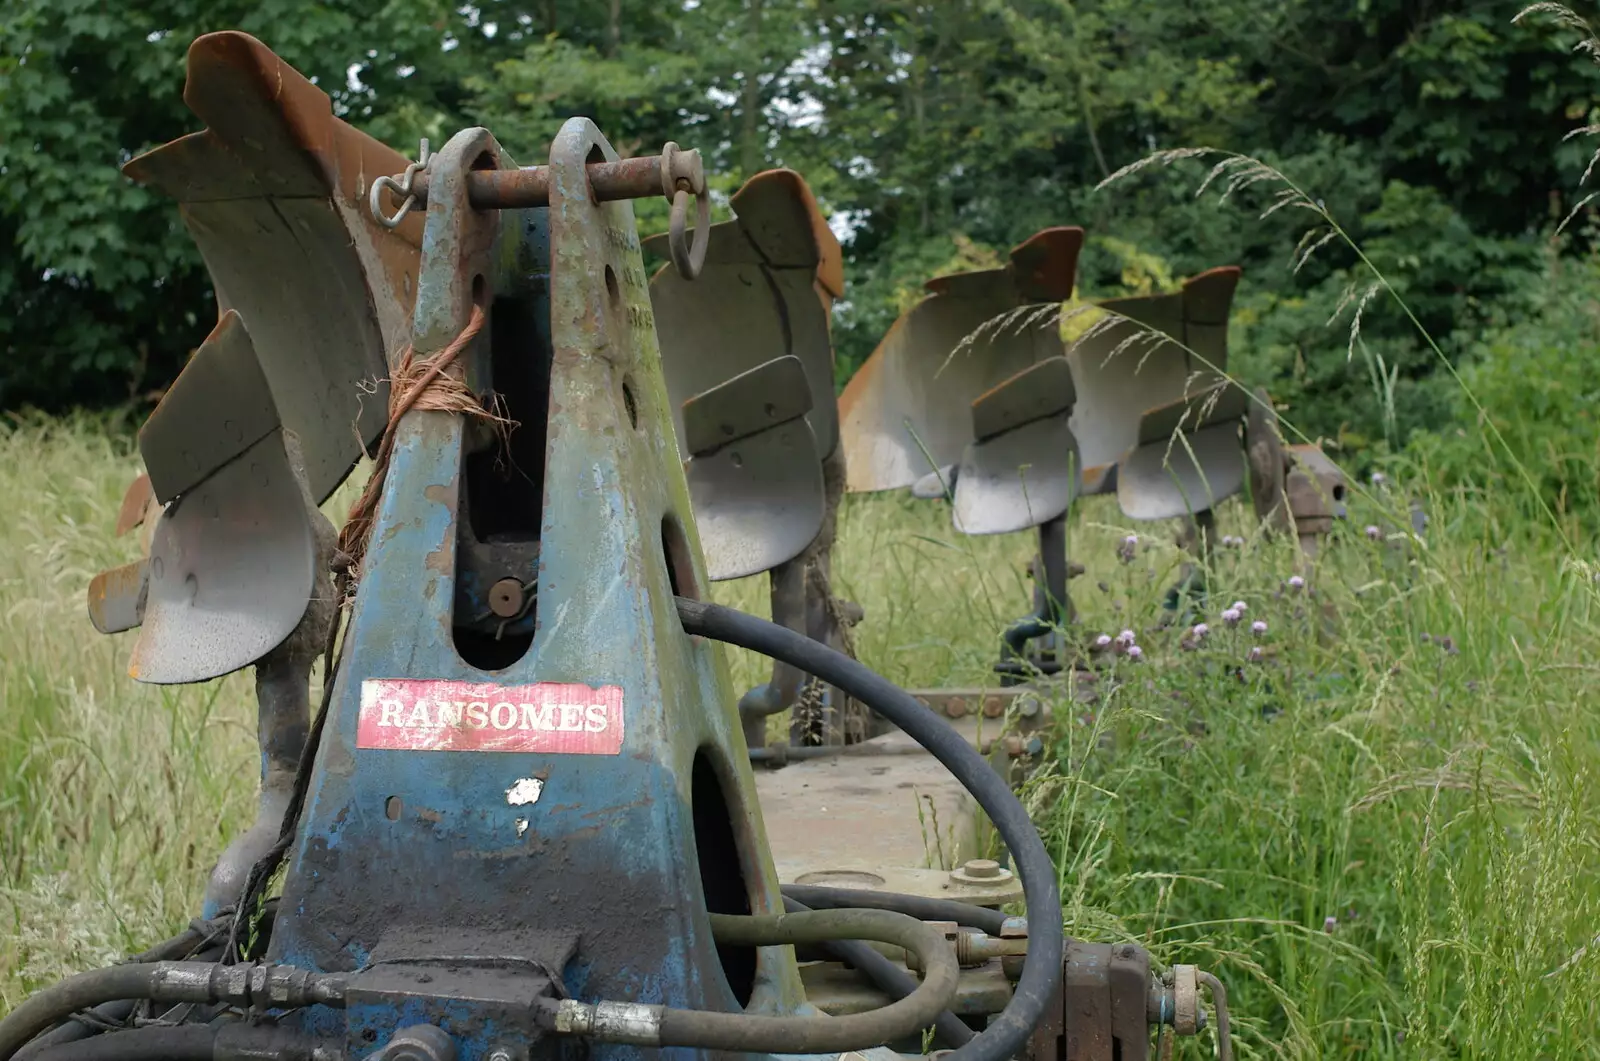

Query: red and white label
<box><xmin>356</xmin><ymin>679</ymin><xmax>625</xmax><ymax>755</ymax></box>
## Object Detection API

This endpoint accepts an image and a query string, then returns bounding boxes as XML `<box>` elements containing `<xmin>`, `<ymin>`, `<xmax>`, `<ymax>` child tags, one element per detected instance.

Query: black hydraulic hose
<box><xmin>782</xmin><ymin>896</ymin><xmax>974</xmax><ymax>1049</ymax></box>
<box><xmin>26</xmin><ymin>1026</ymin><xmax>215</xmax><ymax>1061</ymax></box>
<box><xmin>0</xmin><ymin>968</ymin><xmax>162</xmax><ymax>1061</ymax></box>
<box><xmin>15</xmin><ymin>915</ymin><xmax>249</xmax><ymax>1061</ymax></box>
<box><xmin>0</xmin><ymin>962</ymin><xmax>342</xmax><ymax>1061</ymax></box>
<box><xmin>781</xmin><ymin>884</ymin><xmax>1009</xmax><ymax>937</ymax></box>
<box><xmin>658</xmin><ymin>909</ymin><xmax>959</xmax><ymax>1052</ymax></box>
<box><xmin>675</xmin><ymin>597</ymin><xmax>1064</xmax><ymax>1061</ymax></box>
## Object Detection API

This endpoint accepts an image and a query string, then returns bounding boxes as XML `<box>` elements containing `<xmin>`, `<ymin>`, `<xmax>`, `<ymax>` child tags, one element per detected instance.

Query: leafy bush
<box><xmin>1406</xmin><ymin>245</ymin><xmax>1600</xmax><ymax>530</ymax></box>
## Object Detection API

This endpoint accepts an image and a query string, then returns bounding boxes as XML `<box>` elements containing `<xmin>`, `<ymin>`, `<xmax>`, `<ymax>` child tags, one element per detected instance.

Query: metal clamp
<box><xmin>660</xmin><ymin>141</ymin><xmax>710</xmax><ymax>281</ymax></box>
<box><xmin>370</xmin><ymin>138</ymin><xmax>432</xmax><ymax>229</ymax></box>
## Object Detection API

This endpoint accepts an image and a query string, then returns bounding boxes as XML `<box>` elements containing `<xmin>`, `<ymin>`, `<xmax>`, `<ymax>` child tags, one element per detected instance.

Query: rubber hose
<box><xmin>782</xmin><ymin>896</ymin><xmax>974</xmax><ymax>1048</ymax></box>
<box><xmin>781</xmin><ymin>884</ymin><xmax>1009</xmax><ymax>936</ymax></box>
<box><xmin>0</xmin><ymin>968</ymin><xmax>162</xmax><ymax>1061</ymax></box>
<box><xmin>26</xmin><ymin>1026</ymin><xmax>215</xmax><ymax>1061</ymax></box>
<box><xmin>675</xmin><ymin>597</ymin><xmax>1064</xmax><ymax>1061</ymax></box>
<box><xmin>653</xmin><ymin>909</ymin><xmax>958</xmax><ymax>1053</ymax></box>
<box><xmin>15</xmin><ymin>937</ymin><xmax>232</xmax><ymax>1061</ymax></box>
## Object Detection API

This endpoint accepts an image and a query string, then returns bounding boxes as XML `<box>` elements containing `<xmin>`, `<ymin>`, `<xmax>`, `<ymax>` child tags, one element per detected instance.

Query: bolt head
<box><xmin>488</xmin><ymin>578</ymin><xmax>525</xmax><ymax>618</ymax></box>
<box><xmin>961</xmin><ymin>858</ymin><xmax>1001</xmax><ymax>879</ymax></box>
<box><xmin>945</xmin><ymin>696</ymin><xmax>969</xmax><ymax>718</ymax></box>
<box><xmin>982</xmin><ymin>695</ymin><xmax>1005</xmax><ymax>718</ymax></box>
<box><xmin>999</xmin><ymin>915</ymin><xmax>1029</xmax><ymax>939</ymax></box>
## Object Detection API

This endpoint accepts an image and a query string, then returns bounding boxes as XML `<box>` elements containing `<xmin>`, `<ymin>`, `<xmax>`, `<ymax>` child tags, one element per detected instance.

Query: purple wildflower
<box><xmin>1365</xmin><ymin>524</ymin><xmax>1382</xmax><ymax>541</ymax></box>
<box><xmin>1287</xmin><ymin>575</ymin><xmax>1305</xmax><ymax>591</ymax></box>
<box><xmin>1247</xmin><ymin>645</ymin><xmax>1264</xmax><ymax>662</ymax></box>
<box><xmin>1192</xmin><ymin>623</ymin><xmax>1209</xmax><ymax>638</ymax></box>
<box><xmin>1221</xmin><ymin>608</ymin><xmax>1241</xmax><ymax>628</ymax></box>
<box><xmin>1251</xmin><ymin>619</ymin><xmax>1268</xmax><ymax>636</ymax></box>
<box><xmin>1126</xmin><ymin>645</ymin><xmax>1144</xmax><ymax>661</ymax></box>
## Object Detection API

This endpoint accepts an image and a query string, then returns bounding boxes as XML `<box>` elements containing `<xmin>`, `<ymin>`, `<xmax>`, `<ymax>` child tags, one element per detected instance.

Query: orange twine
<box><xmin>339</xmin><ymin>303</ymin><xmax>510</xmax><ymax>584</ymax></box>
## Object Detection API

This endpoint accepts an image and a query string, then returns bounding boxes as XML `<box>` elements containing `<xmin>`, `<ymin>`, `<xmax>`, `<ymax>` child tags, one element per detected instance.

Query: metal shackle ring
<box><xmin>660</xmin><ymin>141</ymin><xmax>709</xmax><ymax>281</ymax></box>
<box><xmin>669</xmin><ymin>187</ymin><xmax>711</xmax><ymax>281</ymax></box>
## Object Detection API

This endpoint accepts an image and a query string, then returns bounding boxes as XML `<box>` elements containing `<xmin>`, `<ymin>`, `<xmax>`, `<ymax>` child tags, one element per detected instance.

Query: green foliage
<box><xmin>5</xmin><ymin>0</ymin><xmax>1600</xmax><ymax>474</ymax></box>
<box><xmin>1406</xmin><ymin>244</ymin><xmax>1600</xmax><ymax>530</ymax></box>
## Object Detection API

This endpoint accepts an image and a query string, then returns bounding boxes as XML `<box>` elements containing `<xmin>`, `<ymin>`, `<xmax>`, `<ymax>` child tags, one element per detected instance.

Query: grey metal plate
<box><xmin>130</xmin><ymin>430</ymin><xmax>316</xmax><ymax>684</ymax></box>
<box><xmin>837</xmin><ymin>291</ymin><xmax>1058</xmax><ymax>492</ymax></box>
<box><xmin>139</xmin><ymin>309</ymin><xmax>280</xmax><ymax>504</ymax></box>
<box><xmin>1135</xmin><ymin>381</ymin><xmax>1249</xmax><ymax>446</ymax></box>
<box><xmin>839</xmin><ymin>228</ymin><xmax>1083</xmax><ymax>494</ymax></box>
<box><xmin>971</xmin><ymin>355</ymin><xmax>1075</xmax><ymax>442</ymax></box>
<box><xmin>952</xmin><ymin>412</ymin><xmax>1080</xmax><ymax>535</ymax></box>
<box><xmin>686</xmin><ymin>419</ymin><xmax>826</xmax><ymax>582</ymax></box>
<box><xmin>681</xmin><ymin>354</ymin><xmax>812</xmax><ymax>456</ymax></box>
<box><xmin>1116</xmin><ymin>420</ymin><xmax>1246</xmax><ymax>521</ymax></box>
<box><xmin>910</xmin><ymin>465</ymin><xmax>957</xmax><ymax>500</ymax></box>
<box><xmin>87</xmin><ymin>560</ymin><xmax>150</xmax><ymax>635</ymax></box>
<box><xmin>1066</xmin><ymin>304</ymin><xmax>1190</xmax><ymax>480</ymax></box>
<box><xmin>180</xmin><ymin>197</ymin><xmax>391</xmax><ymax>503</ymax></box>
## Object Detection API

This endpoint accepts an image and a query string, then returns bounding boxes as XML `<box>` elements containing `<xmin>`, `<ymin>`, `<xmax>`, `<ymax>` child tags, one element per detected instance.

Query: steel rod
<box><xmin>409</xmin><ymin>152</ymin><xmax>700</xmax><ymax>211</ymax></box>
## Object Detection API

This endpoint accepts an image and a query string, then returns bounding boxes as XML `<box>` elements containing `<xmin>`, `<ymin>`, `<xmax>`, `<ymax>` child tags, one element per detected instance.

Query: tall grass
<box><xmin>5</xmin><ymin>406</ymin><xmax>1600</xmax><ymax>1056</ymax></box>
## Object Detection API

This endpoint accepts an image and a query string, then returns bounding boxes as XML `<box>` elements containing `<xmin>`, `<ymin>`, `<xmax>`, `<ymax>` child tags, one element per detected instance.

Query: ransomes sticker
<box><xmin>356</xmin><ymin>679</ymin><xmax>624</xmax><ymax>755</ymax></box>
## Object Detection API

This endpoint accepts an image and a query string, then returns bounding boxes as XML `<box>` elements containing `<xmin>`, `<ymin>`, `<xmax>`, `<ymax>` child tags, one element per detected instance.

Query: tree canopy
<box><xmin>3</xmin><ymin>0</ymin><xmax>1597</xmax><ymax>455</ymax></box>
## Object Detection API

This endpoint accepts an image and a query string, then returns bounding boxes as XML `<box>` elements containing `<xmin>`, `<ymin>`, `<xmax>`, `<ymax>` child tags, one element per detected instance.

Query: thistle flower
<box><xmin>1370</xmin><ymin>472</ymin><xmax>1386</xmax><ymax>486</ymax></box>
<box><xmin>1251</xmin><ymin>619</ymin><xmax>1268</xmax><ymax>636</ymax></box>
<box><xmin>1118</xmin><ymin>629</ymin><xmax>1137</xmax><ymax>644</ymax></box>
<box><xmin>1287</xmin><ymin>575</ymin><xmax>1305</xmax><ymax>591</ymax></box>
<box><xmin>1365</xmin><ymin>524</ymin><xmax>1382</xmax><ymax>541</ymax></box>
<box><xmin>1231</xmin><ymin>600</ymin><xmax>1248</xmax><ymax>614</ymax></box>
<box><xmin>1094</xmin><ymin>634</ymin><xmax>1112</xmax><ymax>649</ymax></box>
<box><xmin>1247</xmin><ymin>645</ymin><xmax>1264</xmax><ymax>662</ymax></box>
<box><xmin>1116</xmin><ymin>534</ymin><xmax>1138</xmax><ymax>564</ymax></box>
<box><xmin>1126</xmin><ymin>645</ymin><xmax>1144</xmax><ymax>661</ymax></box>
<box><xmin>1323</xmin><ymin>915</ymin><xmax>1338</xmax><ymax>934</ymax></box>
<box><xmin>1221</xmin><ymin>608</ymin><xmax>1241</xmax><ymax>628</ymax></box>
<box><xmin>1192</xmin><ymin>623</ymin><xmax>1209</xmax><ymax>638</ymax></box>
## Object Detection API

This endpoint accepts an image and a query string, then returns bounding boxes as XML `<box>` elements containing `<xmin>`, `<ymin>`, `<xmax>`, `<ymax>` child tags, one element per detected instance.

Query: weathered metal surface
<box><xmin>682</xmin><ymin>355</ymin><xmax>813</xmax><ymax>457</ymax></box>
<box><xmin>686</xmin><ymin>418</ymin><xmax>826</xmax><ymax>582</ymax></box>
<box><xmin>114</xmin><ymin>474</ymin><xmax>155</xmax><ymax>538</ymax></box>
<box><xmin>648</xmin><ymin>169</ymin><xmax>841</xmax><ymax>464</ymax></box>
<box><xmin>123</xmin><ymin>30</ymin><xmax>422</xmax><ymax>503</ymax></box>
<box><xmin>839</xmin><ymin>227</ymin><xmax>1084</xmax><ymax>493</ymax></box>
<box><xmin>1027</xmin><ymin>942</ymin><xmax>1153</xmax><ymax>1061</ymax></box>
<box><xmin>406</xmin><ymin>148</ymin><xmax>704</xmax><ymax>211</ymax></box>
<box><xmin>645</xmin><ymin>171</ymin><xmax>839</xmax><ymax>580</ymax></box>
<box><xmin>1114</xmin><ymin>381</ymin><xmax>1249</xmax><ymax>522</ymax></box>
<box><xmin>130</xmin><ymin>428</ymin><xmax>318</xmax><ymax>684</ymax></box>
<box><xmin>951</xmin><ymin>356</ymin><xmax>1081</xmax><ymax>536</ymax></box>
<box><xmin>1067</xmin><ymin>266</ymin><xmax>1242</xmax><ymax>501</ymax></box>
<box><xmin>1245</xmin><ymin>386</ymin><xmax>1293</xmax><ymax>534</ymax></box>
<box><xmin>953</xmin><ymin>414</ymin><xmax>1080</xmax><ymax>535</ymax></box>
<box><xmin>1115</xmin><ymin>422</ymin><xmax>1246</xmax><ymax>522</ymax></box>
<box><xmin>267</xmin><ymin>116</ymin><xmax>809</xmax><ymax>1058</ymax></box>
<box><xmin>139</xmin><ymin>310</ymin><xmax>280</xmax><ymax>504</ymax></box>
<box><xmin>754</xmin><ymin>718</ymin><xmax>984</xmax><ymax>886</ymax></box>
<box><xmin>86</xmin><ymin>559</ymin><xmax>150</xmax><ymax>635</ymax></box>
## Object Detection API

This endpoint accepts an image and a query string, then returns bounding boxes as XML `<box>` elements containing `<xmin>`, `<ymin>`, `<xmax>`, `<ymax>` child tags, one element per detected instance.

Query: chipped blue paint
<box><xmin>259</xmin><ymin>120</ymin><xmax>812</xmax><ymax>1061</ymax></box>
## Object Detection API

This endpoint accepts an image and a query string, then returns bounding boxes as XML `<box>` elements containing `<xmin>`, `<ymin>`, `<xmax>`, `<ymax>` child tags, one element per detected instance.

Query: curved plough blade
<box><xmin>952</xmin><ymin>357</ymin><xmax>1081</xmax><ymax>535</ymax></box>
<box><xmin>645</xmin><ymin>169</ymin><xmax>840</xmax><ymax>580</ymax></box>
<box><xmin>122</xmin><ymin>30</ymin><xmax>422</xmax><ymax>504</ymax></box>
<box><xmin>1064</xmin><ymin>265</ymin><xmax>1244</xmax><ymax>516</ymax></box>
<box><xmin>89</xmin><ymin>312</ymin><xmax>320</xmax><ymax>684</ymax></box>
<box><xmin>838</xmin><ymin>227</ymin><xmax>1084</xmax><ymax>493</ymax></box>
<box><xmin>679</xmin><ymin>355</ymin><xmax>826</xmax><ymax>581</ymax></box>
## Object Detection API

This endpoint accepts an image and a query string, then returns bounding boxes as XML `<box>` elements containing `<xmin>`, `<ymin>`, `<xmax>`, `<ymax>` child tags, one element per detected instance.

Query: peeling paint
<box><xmin>506</xmin><ymin>776</ymin><xmax>545</xmax><ymax>806</ymax></box>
